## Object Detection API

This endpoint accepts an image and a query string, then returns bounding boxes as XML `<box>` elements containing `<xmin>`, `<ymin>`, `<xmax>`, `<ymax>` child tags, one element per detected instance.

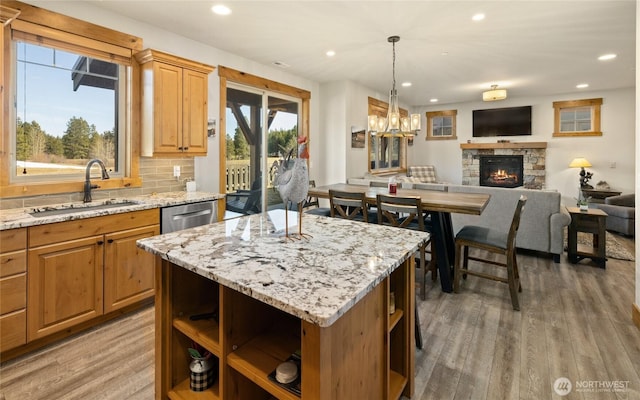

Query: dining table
<box><xmin>308</xmin><ymin>183</ymin><xmax>491</xmax><ymax>293</ymax></box>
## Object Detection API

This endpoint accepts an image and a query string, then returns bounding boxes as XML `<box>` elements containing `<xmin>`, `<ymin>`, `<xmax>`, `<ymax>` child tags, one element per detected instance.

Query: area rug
<box><xmin>563</xmin><ymin>231</ymin><xmax>635</xmax><ymax>261</ymax></box>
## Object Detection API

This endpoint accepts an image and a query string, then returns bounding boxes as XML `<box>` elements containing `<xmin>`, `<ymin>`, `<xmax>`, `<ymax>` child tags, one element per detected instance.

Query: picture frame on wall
<box><xmin>351</xmin><ymin>129</ymin><xmax>366</xmax><ymax>148</ymax></box>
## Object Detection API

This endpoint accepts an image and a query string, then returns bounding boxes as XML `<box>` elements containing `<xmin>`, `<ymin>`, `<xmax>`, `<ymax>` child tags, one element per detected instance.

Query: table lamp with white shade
<box><xmin>569</xmin><ymin>157</ymin><xmax>594</xmax><ymax>189</ymax></box>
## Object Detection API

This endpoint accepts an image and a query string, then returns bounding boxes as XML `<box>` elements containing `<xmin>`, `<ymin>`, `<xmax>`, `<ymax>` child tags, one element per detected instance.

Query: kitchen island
<box><xmin>137</xmin><ymin>209</ymin><xmax>428</xmax><ymax>400</ymax></box>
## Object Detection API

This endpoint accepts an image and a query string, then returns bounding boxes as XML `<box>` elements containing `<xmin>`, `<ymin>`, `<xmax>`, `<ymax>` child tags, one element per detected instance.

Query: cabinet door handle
<box><xmin>97</xmin><ymin>240</ymin><xmax>104</xmax><ymax>245</ymax></box>
<box><xmin>183</xmin><ymin>147</ymin><xmax>188</xmax><ymax>151</ymax></box>
<box><xmin>107</xmin><ymin>239</ymin><xmax>114</xmax><ymax>244</ymax></box>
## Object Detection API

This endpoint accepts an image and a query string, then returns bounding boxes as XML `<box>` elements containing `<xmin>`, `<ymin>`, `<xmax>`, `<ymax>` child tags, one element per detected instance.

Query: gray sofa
<box><xmin>593</xmin><ymin>194</ymin><xmax>635</xmax><ymax>236</ymax></box>
<box><xmin>444</xmin><ymin>184</ymin><xmax>570</xmax><ymax>262</ymax></box>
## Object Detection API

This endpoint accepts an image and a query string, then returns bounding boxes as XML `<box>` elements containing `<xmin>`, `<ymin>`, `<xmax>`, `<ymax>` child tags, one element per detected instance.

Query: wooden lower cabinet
<box><xmin>0</xmin><ymin>228</ymin><xmax>27</xmax><ymax>352</ymax></box>
<box><xmin>28</xmin><ymin>236</ymin><xmax>104</xmax><ymax>340</ymax></box>
<box><xmin>0</xmin><ymin>209</ymin><xmax>160</xmax><ymax>356</ymax></box>
<box><xmin>104</xmin><ymin>225</ymin><xmax>159</xmax><ymax>312</ymax></box>
<box><xmin>156</xmin><ymin>257</ymin><xmax>414</xmax><ymax>400</ymax></box>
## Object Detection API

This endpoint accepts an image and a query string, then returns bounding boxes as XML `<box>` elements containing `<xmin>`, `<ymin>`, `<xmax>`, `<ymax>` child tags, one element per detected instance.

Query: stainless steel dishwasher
<box><xmin>160</xmin><ymin>201</ymin><xmax>217</xmax><ymax>233</ymax></box>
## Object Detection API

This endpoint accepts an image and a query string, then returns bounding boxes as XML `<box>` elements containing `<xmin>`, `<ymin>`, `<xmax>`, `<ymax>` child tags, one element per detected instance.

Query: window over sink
<box><xmin>1</xmin><ymin>2</ymin><xmax>142</xmax><ymax>198</ymax></box>
<box><xmin>13</xmin><ymin>41</ymin><xmax>126</xmax><ymax>181</ymax></box>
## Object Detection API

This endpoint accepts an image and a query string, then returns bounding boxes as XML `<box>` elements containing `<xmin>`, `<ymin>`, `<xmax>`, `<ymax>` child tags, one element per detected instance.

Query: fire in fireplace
<box><xmin>479</xmin><ymin>155</ymin><xmax>524</xmax><ymax>188</ymax></box>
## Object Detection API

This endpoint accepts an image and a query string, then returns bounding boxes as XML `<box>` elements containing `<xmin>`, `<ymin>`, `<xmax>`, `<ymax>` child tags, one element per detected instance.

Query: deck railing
<box><xmin>225</xmin><ymin>159</ymin><xmax>279</xmax><ymax>192</ymax></box>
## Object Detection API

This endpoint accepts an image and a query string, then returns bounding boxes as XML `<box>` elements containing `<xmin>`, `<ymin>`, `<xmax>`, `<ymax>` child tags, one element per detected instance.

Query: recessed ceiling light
<box><xmin>598</xmin><ymin>53</ymin><xmax>617</xmax><ymax>61</ymax></box>
<box><xmin>472</xmin><ymin>13</ymin><xmax>485</xmax><ymax>21</ymax></box>
<box><xmin>401</xmin><ymin>82</ymin><xmax>412</xmax><ymax>87</ymax></box>
<box><xmin>576</xmin><ymin>83</ymin><xmax>589</xmax><ymax>89</ymax></box>
<box><xmin>326</xmin><ymin>50</ymin><xmax>335</xmax><ymax>57</ymax></box>
<box><xmin>211</xmin><ymin>4</ymin><xmax>231</xmax><ymax>15</ymax></box>
<box><xmin>430</xmin><ymin>98</ymin><xmax>439</xmax><ymax>103</ymax></box>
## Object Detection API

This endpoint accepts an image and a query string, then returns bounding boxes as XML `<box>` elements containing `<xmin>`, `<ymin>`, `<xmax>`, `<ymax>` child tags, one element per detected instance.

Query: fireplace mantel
<box><xmin>460</xmin><ymin>142</ymin><xmax>547</xmax><ymax>150</ymax></box>
<box><xmin>461</xmin><ymin>142</ymin><xmax>547</xmax><ymax>189</ymax></box>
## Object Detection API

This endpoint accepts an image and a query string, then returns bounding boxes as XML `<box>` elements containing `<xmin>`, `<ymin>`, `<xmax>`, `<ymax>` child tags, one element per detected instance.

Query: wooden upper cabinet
<box><xmin>135</xmin><ymin>49</ymin><xmax>215</xmax><ymax>157</ymax></box>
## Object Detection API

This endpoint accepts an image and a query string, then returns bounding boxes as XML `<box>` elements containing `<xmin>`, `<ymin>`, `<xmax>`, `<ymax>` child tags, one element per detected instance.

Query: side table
<box><xmin>567</xmin><ymin>207</ymin><xmax>608</xmax><ymax>268</ymax></box>
<box><xmin>581</xmin><ymin>188</ymin><xmax>622</xmax><ymax>204</ymax></box>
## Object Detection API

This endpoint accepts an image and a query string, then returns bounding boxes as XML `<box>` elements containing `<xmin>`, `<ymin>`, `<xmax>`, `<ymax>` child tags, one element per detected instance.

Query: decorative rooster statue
<box><xmin>273</xmin><ymin>136</ymin><xmax>310</xmax><ymax>239</ymax></box>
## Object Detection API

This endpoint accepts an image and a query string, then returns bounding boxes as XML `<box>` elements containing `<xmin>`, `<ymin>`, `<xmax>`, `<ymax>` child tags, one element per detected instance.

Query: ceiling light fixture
<box><xmin>472</xmin><ymin>13</ymin><xmax>485</xmax><ymax>21</ymax></box>
<box><xmin>482</xmin><ymin>84</ymin><xmax>507</xmax><ymax>101</ymax></box>
<box><xmin>367</xmin><ymin>36</ymin><xmax>420</xmax><ymax>136</ymax></box>
<box><xmin>211</xmin><ymin>4</ymin><xmax>231</xmax><ymax>15</ymax></box>
<box><xmin>598</xmin><ymin>53</ymin><xmax>617</xmax><ymax>61</ymax></box>
<box><xmin>576</xmin><ymin>83</ymin><xmax>589</xmax><ymax>89</ymax></box>
<box><xmin>326</xmin><ymin>50</ymin><xmax>336</xmax><ymax>57</ymax></box>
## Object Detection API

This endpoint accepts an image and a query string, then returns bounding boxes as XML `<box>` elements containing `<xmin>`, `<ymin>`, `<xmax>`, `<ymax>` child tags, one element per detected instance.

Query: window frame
<box><xmin>552</xmin><ymin>98</ymin><xmax>602</xmax><ymax>137</ymax></box>
<box><xmin>426</xmin><ymin>109</ymin><xmax>457</xmax><ymax>140</ymax></box>
<box><xmin>12</xmin><ymin>40</ymin><xmax>127</xmax><ymax>183</ymax></box>
<box><xmin>367</xmin><ymin>96</ymin><xmax>407</xmax><ymax>175</ymax></box>
<box><xmin>1</xmin><ymin>1</ymin><xmax>143</xmax><ymax>198</ymax></box>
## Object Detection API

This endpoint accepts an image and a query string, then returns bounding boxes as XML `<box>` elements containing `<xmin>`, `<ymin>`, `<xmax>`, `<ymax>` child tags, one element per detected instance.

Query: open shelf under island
<box><xmin>137</xmin><ymin>209</ymin><xmax>428</xmax><ymax>400</ymax></box>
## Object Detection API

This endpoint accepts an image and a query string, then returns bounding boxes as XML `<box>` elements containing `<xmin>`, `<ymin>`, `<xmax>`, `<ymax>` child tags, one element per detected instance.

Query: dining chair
<box><xmin>453</xmin><ymin>195</ymin><xmax>527</xmax><ymax>311</ymax></box>
<box><xmin>376</xmin><ymin>194</ymin><xmax>434</xmax><ymax>349</ymax></box>
<box><xmin>304</xmin><ymin>180</ymin><xmax>331</xmax><ymax>216</ymax></box>
<box><xmin>329</xmin><ymin>190</ymin><xmax>372</xmax><ymax>222</ymax></box>
<box><xmin>375</xmin><ymin>194</ymin><xmax>437</xmax><ymax>300</ymax></box>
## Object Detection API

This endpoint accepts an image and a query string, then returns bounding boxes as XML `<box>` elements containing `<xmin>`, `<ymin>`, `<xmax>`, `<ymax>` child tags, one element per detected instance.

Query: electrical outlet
<box><xmin>173</xmin><ymin>165</ymin><xmax>180</xmax><ymax>177</ymax></box>
<box><xmin>610</xmin><ymin>161</ymin><xmax>616</xmax><ymax>169</ymax></box>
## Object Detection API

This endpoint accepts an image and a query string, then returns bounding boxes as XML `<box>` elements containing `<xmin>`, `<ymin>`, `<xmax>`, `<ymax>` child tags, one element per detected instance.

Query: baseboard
<box><xmin>633</xmin><ymin>303</ymin><xmax>640</xmax><ymax>331</ymax></box>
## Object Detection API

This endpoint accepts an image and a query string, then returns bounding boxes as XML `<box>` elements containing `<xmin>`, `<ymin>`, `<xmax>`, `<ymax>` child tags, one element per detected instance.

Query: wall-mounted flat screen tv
<box><xmin>472</xmin><ymin>105</ymin><xmax>532</xmax><ymax>137</ymax></box>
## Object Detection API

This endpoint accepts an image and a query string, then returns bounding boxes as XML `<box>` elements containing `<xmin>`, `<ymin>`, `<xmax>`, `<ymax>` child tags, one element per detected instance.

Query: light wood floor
<box><xmin>1</xmin><ymin>235</ymin><xmax>637</xmax><ymax>400</ymax></box>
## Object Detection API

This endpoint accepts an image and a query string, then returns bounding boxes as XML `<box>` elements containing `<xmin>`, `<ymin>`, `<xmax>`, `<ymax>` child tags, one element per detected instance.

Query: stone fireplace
<box><xmin>479</xmin><ymin>155</ymin><xmax>523</xmax><ymax>188</ymax></box>
<box><xmin>460</xmin><ymin>142</ymin><xmax>547</xmax><ymax>189</ymax></box>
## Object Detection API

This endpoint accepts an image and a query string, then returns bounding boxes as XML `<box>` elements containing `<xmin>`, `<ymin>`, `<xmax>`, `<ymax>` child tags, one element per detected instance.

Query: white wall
<box><xmin>411</xmin><ymin>88</ymin><xmax>636</xmax><ymax>204</ymax></box>
<box><xmin>317</xmin><ymin>82</ymin><xmax>347</xmax><ymax>185</ymax></box>
<box><xmin>339</xmin><ymin>77</ymin><xmax>636</xmax><ymax>205</ymax></box>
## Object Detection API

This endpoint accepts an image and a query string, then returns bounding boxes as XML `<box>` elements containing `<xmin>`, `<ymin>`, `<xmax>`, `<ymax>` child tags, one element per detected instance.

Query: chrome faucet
<box><xmin>83</xmin><ymin>159</ymin><xmax>110</xmax><ymax>203</ymax></box>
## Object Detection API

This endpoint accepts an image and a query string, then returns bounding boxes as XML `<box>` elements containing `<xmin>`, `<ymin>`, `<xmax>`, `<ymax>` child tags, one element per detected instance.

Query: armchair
<box><xmin>595</xmin><ymin>194</ymin><xmax>635</xmax><ymax>236</ymax></box>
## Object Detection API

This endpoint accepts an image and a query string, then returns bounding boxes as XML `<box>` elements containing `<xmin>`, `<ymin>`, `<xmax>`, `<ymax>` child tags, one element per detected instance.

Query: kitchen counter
<box><xmin>137</xmin><ymin>208</ymin><xmax>428</xmax><ymax>327</ymax></box>
<box><xmin>0</xmin><ymin>191</ymin><xmax>224</xmax><ymax>230</ymax></box>
<box><xmin>142</xmin><ymin>209</ymin><xmax>425</xmax><ymax>399</ymax></box>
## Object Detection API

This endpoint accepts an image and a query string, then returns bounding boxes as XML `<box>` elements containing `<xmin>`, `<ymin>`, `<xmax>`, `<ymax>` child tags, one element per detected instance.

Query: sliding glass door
<box><xmin>224</xmin><ymin>83</ymin><xmax>300</xmax><ymax>217</ymax></box>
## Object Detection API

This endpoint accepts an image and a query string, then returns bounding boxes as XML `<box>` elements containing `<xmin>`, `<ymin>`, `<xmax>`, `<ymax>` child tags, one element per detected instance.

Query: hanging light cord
<box><xmin>391</xmin><ymin>39</ymin><xmax>396</xmax><ymax>93</ymax></box>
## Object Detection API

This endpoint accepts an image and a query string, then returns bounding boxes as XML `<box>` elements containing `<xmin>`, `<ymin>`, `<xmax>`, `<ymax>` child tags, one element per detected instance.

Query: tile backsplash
<box><xmin>0</xmin><ymin>157</ymin><xmax>195</xmax><ymax>210</ymax></box>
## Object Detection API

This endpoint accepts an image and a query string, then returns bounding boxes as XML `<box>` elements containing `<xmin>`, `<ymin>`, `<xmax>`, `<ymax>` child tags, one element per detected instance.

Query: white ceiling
<box><xmin>88</xmin><ymin>0</ymin><xmax>636</xmax><ymax>106</ymax></box>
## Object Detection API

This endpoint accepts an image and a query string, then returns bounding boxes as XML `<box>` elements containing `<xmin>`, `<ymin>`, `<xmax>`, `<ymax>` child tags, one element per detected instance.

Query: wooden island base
<box><xmin>155</xmin><ymin>257</ymin><xmax>415</xmax><ymax>400</ymax></box>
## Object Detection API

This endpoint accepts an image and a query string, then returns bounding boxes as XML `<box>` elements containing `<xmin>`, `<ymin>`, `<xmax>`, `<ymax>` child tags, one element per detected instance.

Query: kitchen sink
<box><xmin>29</xmin><ymin>200</ymin><xmax>141</xmax><ymax>218</ymax></box>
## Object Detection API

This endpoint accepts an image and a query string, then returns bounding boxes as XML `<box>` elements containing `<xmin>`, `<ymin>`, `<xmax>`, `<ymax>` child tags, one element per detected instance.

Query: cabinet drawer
<box><xmin>29</xmin><ymin>209</ymin><xmax>159</xmax><ymax>247</ymax></box>
<box><xmin>0</xmin><ymin>273</ymin><xmax>26</xmax><ymax>315</ymax></box>
<box><xmin>0</xmin><ymin>309</ymin><xmax>26</xmax><ymax>352</ymax></box>
<box><xmin>0</xmin><ymin>228</ymin><xmax>27</xmax><ymax>253</ymax></box>
<box><xmin>0</xmin><ymin>250</ymin><xmax>27</xmax><ymax>278</ymax></box>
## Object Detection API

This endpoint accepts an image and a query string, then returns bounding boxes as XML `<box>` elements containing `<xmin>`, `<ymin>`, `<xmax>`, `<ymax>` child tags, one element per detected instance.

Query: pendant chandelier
<box><xmin>368</xmin><ymin>36</ymin><xmax>420</xmax><ymax>136</ymax></box>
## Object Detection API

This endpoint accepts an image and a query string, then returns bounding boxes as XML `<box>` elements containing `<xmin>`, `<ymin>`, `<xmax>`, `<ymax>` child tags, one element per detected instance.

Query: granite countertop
<box><xmin>0</xmin><ymin>191</ymin><xmax>225</xmax><ymax>230</ymax></box>
<box><xmin>137</xmin><ymin>209</ymin><xmax>429</xmax><ymax>327</ymax></box>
